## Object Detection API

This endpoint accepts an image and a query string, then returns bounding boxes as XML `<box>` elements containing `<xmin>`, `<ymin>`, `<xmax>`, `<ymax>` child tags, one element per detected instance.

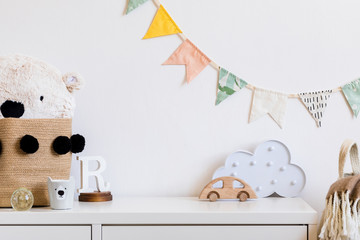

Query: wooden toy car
<box><xmin>199</xmin><ymin>176</ymin><xmax>257</xmax><ymax>202</ymax></box>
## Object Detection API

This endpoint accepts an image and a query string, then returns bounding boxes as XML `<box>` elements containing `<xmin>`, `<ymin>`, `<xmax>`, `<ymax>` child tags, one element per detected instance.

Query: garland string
<box><xmin>151</xmin><ymin>0</ymin><xmax>342</xmax><ymax>99</ymax></box>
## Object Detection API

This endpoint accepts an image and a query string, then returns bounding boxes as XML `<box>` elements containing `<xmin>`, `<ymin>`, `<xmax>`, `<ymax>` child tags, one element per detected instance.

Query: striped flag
<box><xmin>299</xmin><ymin>90</ymin><xmax>332</xmax><ymax>127</ymax></box>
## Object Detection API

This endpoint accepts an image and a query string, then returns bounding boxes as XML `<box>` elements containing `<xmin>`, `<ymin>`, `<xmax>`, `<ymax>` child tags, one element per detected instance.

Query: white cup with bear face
<box><xmin>47</xmin><ymin>177</ymin><xmax>75</xmax><ymax>210</ymax></box>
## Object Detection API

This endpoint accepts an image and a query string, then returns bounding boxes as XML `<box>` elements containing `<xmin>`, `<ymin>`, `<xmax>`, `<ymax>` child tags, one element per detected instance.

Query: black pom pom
<box><xmin>53</xmin><ymin>136</ymin><xmax>71</xmax><ymax>155</ymax></box>
<box><xmin>1</xmin><ymin>100</ymin><xmax>24</xmax><ymax>118</ymax></box>
<box><xmin>70</xmin><ymin>134</ymin><xmax>85</xmax><ymax>153</ymax></box>
<box><xmin>20</xmin><ymin>135</ymin><xmax>39</xmax><ymax>154</ymax></box>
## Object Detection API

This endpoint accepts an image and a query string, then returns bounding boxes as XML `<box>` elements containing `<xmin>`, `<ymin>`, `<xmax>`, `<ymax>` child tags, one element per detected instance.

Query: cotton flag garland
<box><xmin>163</xmin><ymin>39</ymin><xmax>211</xmax><ymax>83</ymax></box>
<box><xmin>143</xmin><ymin>5</ymin><xmax>182</xmax><ymax>39</ymax></box>
<box><xmin>342</xmin><ymin>79</ymin><xmax>360</xmax><ymax>117</ymax></box>
<box><xmin>126</xmin><ymin>0</ymin><xmax>149</xmax><ymax>14</ymax></box>
<box><xmin>126</xmin><ymin>0</ymin><xmax>360</xmax><ymax>128</ymax></box>
<box><xmin>299</xmin><ymin>90</ymin><xmax>332</xmax><ymax>127</ymax></box>
<box><xmin>249</xmin><ymin>88</ymin><xmax>288</xmax><ymax>128</ymax></box>
<box><xmin>216</xmin><ymin>67</ymin><xmax>247</xmax><ymax>105</ymax></box>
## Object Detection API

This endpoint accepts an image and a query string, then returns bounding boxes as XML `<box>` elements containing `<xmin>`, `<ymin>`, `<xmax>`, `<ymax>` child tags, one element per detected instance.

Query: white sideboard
<box><xmin>0</xmin><ymin>197</ymin><xmax>317</xmax><ymax>240</ymax></box>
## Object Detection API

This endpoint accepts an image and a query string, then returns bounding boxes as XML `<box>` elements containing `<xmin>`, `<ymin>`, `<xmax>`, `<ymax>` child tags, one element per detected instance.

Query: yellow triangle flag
<box><xmin>143</xmin><ymin>5</ymin><xmax>182</xmax><ymax>39</ymax></box>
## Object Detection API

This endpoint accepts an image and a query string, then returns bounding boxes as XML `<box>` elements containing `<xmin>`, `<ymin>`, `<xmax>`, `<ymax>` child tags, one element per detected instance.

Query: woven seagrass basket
<box><xmin>0</xmin><ymin>118</ymin><xmax>72</xmax><ymax>207</ymax></box>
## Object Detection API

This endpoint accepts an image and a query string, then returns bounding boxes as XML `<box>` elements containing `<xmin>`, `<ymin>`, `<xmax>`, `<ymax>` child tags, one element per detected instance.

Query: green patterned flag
<box><xmin>126</xmin><ymin>0</ymin><xmax>149</xmax><ymax>14</ymax></box>
<box><xmin>215</xmin><ymin>67</ymin><xmax>247</xmax><ymax>105</ymax></box>
<box><xmin>342</xmin><ymin>79</ymin><xmax>360</xmax><ymax>117</ymax></box>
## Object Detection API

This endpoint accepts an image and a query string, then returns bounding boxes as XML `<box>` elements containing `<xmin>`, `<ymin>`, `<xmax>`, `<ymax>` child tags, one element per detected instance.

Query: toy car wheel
<box><xmin>207</xmin><ymin>192</ymin><xmax>219</xmax><ymax>202</ymax></box>
<box><xmin>238</xmin><ymin>191</ymin><xmax>249</xmax><ymax>202</ymax></box>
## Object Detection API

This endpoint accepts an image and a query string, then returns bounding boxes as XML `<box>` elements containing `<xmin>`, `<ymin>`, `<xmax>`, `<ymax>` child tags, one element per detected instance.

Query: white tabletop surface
<box><xmin>0</xmin><ymin>197</ymin><xmax>317</xmax><ymax>225</ymax></box>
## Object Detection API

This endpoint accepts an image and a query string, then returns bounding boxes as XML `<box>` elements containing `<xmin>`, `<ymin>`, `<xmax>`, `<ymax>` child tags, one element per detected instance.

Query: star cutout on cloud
<box><xmin>213</xmin><ymin>140</ymin><xmax>306</xmax><ymax>198</ymax></box>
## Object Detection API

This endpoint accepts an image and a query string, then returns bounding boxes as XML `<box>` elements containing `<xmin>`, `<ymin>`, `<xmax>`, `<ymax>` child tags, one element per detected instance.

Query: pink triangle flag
<box><xmin>163</xmin><ymin>39</ymin><xmax>211</xmax><ymax>83</ymax></box>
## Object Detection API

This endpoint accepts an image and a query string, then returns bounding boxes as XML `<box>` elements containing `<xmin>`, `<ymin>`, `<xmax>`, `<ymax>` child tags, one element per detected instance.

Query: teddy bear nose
<box><xmin>58</xmin><ymin>190</ymin><xmax>64</xmax><ymax>196</ymax></box>
<box><xmin>0</xmin><ymin>100</ymin><xmax>24</xmax><ymax>118</ymax></box>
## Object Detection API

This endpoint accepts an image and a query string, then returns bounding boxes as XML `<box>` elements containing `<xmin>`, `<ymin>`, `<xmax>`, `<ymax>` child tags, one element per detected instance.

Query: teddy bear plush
<box><xmin>0</xmin><ymin>54</ymin><xmax>84</xmax><ymax>118</ymax></box>
<box><xmin>0</xmin><ymin>54</ymin><xmax>85</xmax><ymax>155</ymax></box>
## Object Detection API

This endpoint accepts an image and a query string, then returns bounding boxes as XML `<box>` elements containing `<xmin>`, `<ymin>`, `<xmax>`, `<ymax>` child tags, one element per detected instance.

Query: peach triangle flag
<box><xmin>163</xmin><ymin>39</ymin><xmax>211</xmax><ymax>83</ymax></box>
<box><xmin>143</xmin><ymin>5</ymin><xmax>182</xmax><ymax>39</ymax></box>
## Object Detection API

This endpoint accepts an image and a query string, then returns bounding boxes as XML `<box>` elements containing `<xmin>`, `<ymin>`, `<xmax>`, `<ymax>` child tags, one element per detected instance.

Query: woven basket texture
<box><xmin>0</xmin><ymin>118</ymin><xmax>72</xmax><ymax>207</ymax></box>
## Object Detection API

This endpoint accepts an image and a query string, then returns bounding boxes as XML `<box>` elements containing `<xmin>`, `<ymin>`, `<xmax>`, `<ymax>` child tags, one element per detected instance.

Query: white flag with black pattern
<box><xmin>298</xmin><ymin>90</ymin><xmax>332</xmax><ymax>127</ymax></box>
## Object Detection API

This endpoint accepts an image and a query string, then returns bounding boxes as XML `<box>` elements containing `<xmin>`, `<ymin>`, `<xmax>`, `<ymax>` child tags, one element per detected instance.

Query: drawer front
<box><xmin>0</xmin><ymin>226</ymin><xmax>91</xmax><ymax>240</ymax></box>
<box><xmin>103</xmin><ymin>225</ymin><xmax>307</xmax><ymax>240</ymax></box>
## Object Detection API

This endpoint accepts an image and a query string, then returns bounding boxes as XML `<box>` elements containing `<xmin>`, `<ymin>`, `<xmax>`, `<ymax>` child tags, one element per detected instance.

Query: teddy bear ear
<box><xmin>48</xmin><ymin>177</ymin><xmax>53</xmax><ymax>183</ymax></box>
<box><xmin>62</xmin><ymin>72</ymin><xmax>84</xmax><ymax>93</ymax></box>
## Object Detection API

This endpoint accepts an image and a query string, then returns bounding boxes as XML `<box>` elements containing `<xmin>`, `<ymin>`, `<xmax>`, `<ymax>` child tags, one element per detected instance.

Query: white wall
<box><xmin>0</xmin><ymin>0</ymin><xmax>359</xmax><ymax>216</ymax></box>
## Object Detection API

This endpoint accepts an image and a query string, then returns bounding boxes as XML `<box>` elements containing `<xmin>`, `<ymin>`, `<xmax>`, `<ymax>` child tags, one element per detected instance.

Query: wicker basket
<box><xmin>0</xmin><ymin>118</ymin><xmax>72</xmax><ymax>207</ymax></box>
